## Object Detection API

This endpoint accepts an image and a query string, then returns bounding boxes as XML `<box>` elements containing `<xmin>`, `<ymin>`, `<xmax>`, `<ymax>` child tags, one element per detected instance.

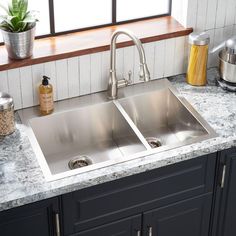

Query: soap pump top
<box><xmin>42</xmin><ymin>75</ymin><xmax>50</xmax><ymax>85</ymax></box>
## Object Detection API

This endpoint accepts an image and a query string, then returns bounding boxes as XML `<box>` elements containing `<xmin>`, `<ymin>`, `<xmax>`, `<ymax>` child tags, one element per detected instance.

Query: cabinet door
<box><xmin>212</xmin><ymin>149</ymin><xmax>236</xmax><ymax>236</ymax></box>
<box><xmin>143</xmin><ymin>194</ymin><xmax>212</xmax><ymax>236</ymax></box>
<box><xmin>74</xmin><ymin>214</ymin><xmax>141</xmax><ymax>236</ymax></box>
<box><xmin>0</xmin><ymin>197</ymin><xmax>60</xmax><ymax>236</ymax></box>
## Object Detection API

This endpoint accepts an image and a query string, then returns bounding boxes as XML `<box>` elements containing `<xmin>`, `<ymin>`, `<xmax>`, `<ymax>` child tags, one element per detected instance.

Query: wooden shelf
<box><xmin>0</xmin><ymin>16</ymin><xmax>192</xmax><ymax>71</ymax></box>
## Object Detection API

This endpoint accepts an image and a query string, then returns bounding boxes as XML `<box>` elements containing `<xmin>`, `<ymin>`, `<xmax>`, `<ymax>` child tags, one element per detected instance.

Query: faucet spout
<box><xmin>107</xmin><ymin>29</ymin><xmax>151</xmax><ymax>100</ymax></box>
<box><xmin>140</xmin><ymin>63</ymin><xmax>151</xmax><ymax>82</ymax></box>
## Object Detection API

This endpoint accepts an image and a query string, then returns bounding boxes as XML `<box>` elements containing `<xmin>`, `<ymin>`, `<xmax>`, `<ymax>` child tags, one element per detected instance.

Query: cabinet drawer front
<box><xmin>62</xmin><ymin>153</ymin><xmax>216</xmax><ymax>235</ymax></box>
<box><xmin>73</xmin><ymin>214</ymin><xmax>141</xmax><ymax>236</ymax></box>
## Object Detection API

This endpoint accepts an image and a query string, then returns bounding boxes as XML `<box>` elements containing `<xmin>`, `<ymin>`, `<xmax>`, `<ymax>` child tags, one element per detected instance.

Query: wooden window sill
<box><xmin>0</xmin><ymin>16</ymin><xmax>192</xmax><ymax>71</ymax></box>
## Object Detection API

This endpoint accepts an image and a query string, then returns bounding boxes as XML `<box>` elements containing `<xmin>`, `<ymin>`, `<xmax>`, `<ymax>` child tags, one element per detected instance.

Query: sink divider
<box><xmin>113</xmin><ymin>100</ymin><xmax>152</xmax><ymax>151</ymax></box>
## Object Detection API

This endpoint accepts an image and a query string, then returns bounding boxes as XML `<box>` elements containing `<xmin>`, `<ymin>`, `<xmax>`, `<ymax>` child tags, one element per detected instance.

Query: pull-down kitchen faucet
<box><xmin>107</xmin><ymin>29</ymin><xmax>151</xmax><ymax>99</ymax></box>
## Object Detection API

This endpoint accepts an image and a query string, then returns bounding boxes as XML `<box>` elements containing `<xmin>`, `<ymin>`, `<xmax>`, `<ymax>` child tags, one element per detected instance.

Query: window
<box><xmin>0</xmin><ymin>0</ymin><xmax>50</xmax><ymax>43</ymax></box>
<box><xmin>117</xmin><ymin>0</ymin><xmax>170</xmax><ymax>22</ymax></box>
<box><xmin>0</xmin><ymin>0</ymin><xmax>171</xmax><ymax>43</ymax></box>
<box><xmin>28</xmin><ymin>0</ymin><xmax>50</xmax><ymax>36</ymax></box>
<box><xmin>54</xmin><ymin>0</ymin><xmax>112</xmax><ymax>32</ymax></box>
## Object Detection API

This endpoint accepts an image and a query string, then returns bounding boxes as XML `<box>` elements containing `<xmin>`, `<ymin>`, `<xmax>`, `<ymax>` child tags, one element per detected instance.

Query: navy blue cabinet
<box><xmin>0</xmin><ymin>197</ymin><xmax>60</xmax><ymax>236</ymax></box>
<box><xmin>211</xmin><ymin>148</ymin><xmax>236</xmax><ymax>236</ymax></box>
<box><xmin>62</xmin><ymin>153</ymin><xmax>216</xmax><ymax>236</ymax></box>
<box><xmin>0</xmin><ymin>152</ymin><xmax>218</xmax><ymax>236</ymax></box>
<box><xmin>143</xmin><ymin>194</ymin><xmax>213</xmax><ymax>236</ymax></box>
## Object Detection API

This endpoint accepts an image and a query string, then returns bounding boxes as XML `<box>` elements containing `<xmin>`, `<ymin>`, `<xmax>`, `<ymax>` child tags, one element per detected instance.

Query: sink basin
<box><xmin>118</xmin><ymin>88</ymin><xmax>211</xmax><ymax>149</ymax></box>
<box><xmin>19</xmin><ymin>79</ymin><xmax>216</xmax><ymax>181</ymax></box>
<box><xmin>29</xmin><ymin>102</ymin><xmax>146</xmax><ymax>176</ymax></box>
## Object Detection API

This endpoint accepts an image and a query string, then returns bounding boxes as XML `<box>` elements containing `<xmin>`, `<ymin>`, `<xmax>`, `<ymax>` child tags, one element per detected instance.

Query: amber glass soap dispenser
<box><xmin>39</xmin><ymin>75</ymin><xmax>54</xmax><ymax>115</ymax></box>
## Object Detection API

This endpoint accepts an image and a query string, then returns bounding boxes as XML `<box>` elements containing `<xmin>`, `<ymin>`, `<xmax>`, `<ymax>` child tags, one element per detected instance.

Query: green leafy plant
<box><xmin>0</xmin><ymin>0</ymin><xmax>38</xmax><ymax>32</ymax></box>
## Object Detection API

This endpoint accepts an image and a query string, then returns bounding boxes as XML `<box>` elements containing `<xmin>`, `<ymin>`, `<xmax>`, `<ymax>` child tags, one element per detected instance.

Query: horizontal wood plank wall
<box><xmin>0</xmin><ymin>16</ymin><xmax>192</xmax><ymax>71</ymax></box>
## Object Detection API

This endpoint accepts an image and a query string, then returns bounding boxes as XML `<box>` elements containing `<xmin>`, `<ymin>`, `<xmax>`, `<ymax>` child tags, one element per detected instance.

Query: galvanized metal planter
<box><xmin>1</xmin><ymin>24</ymin><xmax>36</xmax><ymax>60</ymax></box>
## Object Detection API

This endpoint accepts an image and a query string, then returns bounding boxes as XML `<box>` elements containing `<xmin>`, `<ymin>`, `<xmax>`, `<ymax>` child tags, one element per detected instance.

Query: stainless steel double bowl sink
<box><xmin>19</xmin><ymin>79</ymin><xmax>216</xmax><ymax>181</ymax></box>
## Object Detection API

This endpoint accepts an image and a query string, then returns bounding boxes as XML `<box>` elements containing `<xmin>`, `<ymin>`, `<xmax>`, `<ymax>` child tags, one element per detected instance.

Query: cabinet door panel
<box><xmin>143</xmin><ymin>194</ymin><xmax>212</xmax><ymax>236</ymax></box>
<box><xmin>74</xmin><ymin>214</ymin><xmax>141</xmax><ymax>236</ymax></box>
<box><xmin>213</xmin><ymin>149</ymin><xmax>236</xmax><ymax>236</ymax></box>
<box><xmin>222</xmin><ymin>155</ymin><xmax>236</xmax><ymax>236</ymax></box>
<box><xmin>0</xmin><ymin>198</ymin><xmax>59</xmax><ymax>236</ymax></box>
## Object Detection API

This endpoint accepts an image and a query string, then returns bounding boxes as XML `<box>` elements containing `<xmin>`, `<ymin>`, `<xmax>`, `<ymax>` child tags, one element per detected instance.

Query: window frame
<box><xmin>44</xmin><ymin>0</ymin><xmax>172</xmax><ymax>37</ymax></box>
<box><xmin>0</xmin><ymin>0</ymin><xmax>172</xmax><ymax>43</ymax></box>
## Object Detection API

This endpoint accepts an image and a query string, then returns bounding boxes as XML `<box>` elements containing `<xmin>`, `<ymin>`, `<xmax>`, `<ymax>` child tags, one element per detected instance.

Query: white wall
<box><xmin>172</xmin><ymin>0</ymin><xmax>236</xmax><ymax>67</ymax></box>
<box><xmin>0</xmin><ymin>0</ymin><xmax>236</xmax><ymax>110</ymax></box>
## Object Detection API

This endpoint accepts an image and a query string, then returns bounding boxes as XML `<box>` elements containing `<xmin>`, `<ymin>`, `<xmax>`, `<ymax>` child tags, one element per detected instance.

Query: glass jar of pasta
<box><xmin>0</xmin><ymin>92</ymin><xmax>15</xmax><ymax>136</ymax></box>
<box><xmin>187</xmin><ymin>32</ymin><xmax>210</xmax><ymax>86</ymax></box>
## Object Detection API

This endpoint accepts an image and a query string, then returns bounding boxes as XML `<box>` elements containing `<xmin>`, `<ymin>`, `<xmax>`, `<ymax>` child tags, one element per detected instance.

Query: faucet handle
<box><xmin>118</xmin><ymin>71</ymin><xmax>133</xmax><ymax>88</ymax></box>
<box><xmin>127</xmin><ymin>70</ymin><xmax>132</xmax><ymax>85</ymax></box>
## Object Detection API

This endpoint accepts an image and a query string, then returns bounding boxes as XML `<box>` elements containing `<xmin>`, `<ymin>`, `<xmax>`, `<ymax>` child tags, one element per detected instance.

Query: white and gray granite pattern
<box><xmin>0</xmin><ymin>68</ymin><xmax>236</xmax><ymax>212</ymax></box>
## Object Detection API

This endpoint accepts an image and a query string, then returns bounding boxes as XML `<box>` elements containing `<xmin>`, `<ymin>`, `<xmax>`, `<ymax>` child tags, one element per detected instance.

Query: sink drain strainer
<box><xmin>68</xmin><ymin>156</ymin><xmax>93</xmax><ymax>170</ymax></box>
<box><xmin>146</xmin><ymin>137</ymin><xmax>162</xmax><ymax>149</ymax></box>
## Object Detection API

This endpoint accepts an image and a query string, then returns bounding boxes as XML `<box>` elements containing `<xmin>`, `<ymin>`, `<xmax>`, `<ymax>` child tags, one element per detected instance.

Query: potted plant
<box><xmin>0</xmin><ymin>0</ymin><xmax>38</xmax><ymax>59</ymax></box>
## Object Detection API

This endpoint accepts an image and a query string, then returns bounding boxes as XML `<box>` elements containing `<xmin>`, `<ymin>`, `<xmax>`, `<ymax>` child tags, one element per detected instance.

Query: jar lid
<box><xmin>225</xmin><ymin>36</ymin><xmax>236</xmax><ymax>55</ymax></box>
<box><xmin>0</xmin><ymin>92</ymin><xmax>14</xmax><ymax>110</ymax></box>
<box><xmin>189</xmin><ymin>32</ymin><xmax>210</xmax><ymax>46</ymax></box>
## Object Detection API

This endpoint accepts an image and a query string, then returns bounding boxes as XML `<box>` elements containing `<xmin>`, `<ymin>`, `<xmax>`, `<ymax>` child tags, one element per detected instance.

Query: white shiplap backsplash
<box><xmin>0</xmin><ymin>37</ymin><xmax>187</xmax><ymax>110</ymax></box>
<box><xmin>0</xmin><ymin>0</ymin><xmax>236</xmax><ymax>110</ymax></box>
<box><xmin>172</xmin><ymin>0</ymin><xmax>236</xmax><ymax>67</ymax></box>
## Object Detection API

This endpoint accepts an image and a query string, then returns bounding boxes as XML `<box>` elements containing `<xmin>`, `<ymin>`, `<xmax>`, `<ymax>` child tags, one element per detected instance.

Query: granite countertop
<box><xmin>0</xmin><ymin>68</ymin><xmax>236</xmax><ymax>212</ymax></box>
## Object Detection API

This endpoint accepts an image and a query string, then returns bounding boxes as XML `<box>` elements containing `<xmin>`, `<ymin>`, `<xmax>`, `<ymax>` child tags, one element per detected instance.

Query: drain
<box><xmin>146</xmin><ymin>137</ymin><xmax>162</xmax><ymax>149</ymax></box>
<box><xmin>68</xmin><ymin>156</ymin><xmax>93</xmax><ymax>170</ymax></box>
